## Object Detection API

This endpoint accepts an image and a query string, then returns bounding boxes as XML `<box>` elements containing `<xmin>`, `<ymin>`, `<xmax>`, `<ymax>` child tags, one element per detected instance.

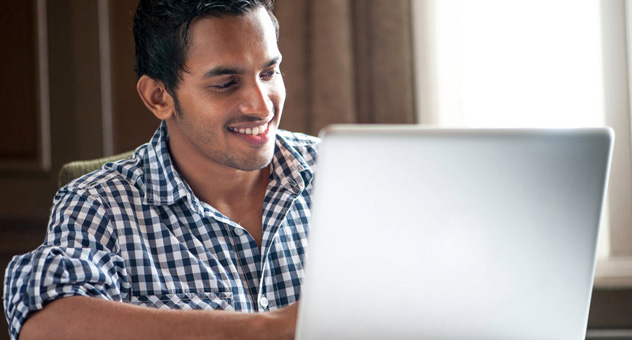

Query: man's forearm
<box><xmin>19</xmin><ymin>296</ymin><xmax>297</xmax><ymax>340</ymax></box>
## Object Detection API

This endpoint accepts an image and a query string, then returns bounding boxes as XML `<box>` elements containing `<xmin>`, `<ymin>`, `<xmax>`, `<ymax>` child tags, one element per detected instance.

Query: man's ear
<box><xmin>137</xmin><ymin>75</ymin><xmax>176</xmax><ymax>120</ymax></box>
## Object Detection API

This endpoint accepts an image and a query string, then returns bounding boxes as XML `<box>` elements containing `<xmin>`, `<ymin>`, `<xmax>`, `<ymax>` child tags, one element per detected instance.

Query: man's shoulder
<box><xmin>60</xmin><ymin>146</ymin><xmax>148</xmax><ymax>197</ymax></box>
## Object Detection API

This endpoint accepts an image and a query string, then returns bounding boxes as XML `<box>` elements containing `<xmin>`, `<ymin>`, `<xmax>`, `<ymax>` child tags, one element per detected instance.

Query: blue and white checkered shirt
<box><xmin>3</xmin><ymin>121</ymin><xmax>319</xmax><ymax>340</ymax></box>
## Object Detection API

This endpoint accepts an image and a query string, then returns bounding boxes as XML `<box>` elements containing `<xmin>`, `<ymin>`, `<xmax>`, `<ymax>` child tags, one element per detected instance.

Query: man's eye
<box><xmin>261</xmin><ymin>70</ymin><xmax>279</xmax><ymax>80</ymax></box>
<box><xmin>211</xmin><ymin>80</ymin><xmax>236</xmax><ymax>91</ymax></box>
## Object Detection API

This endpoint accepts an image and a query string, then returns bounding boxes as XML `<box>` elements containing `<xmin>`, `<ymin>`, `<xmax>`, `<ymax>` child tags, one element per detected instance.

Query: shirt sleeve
<box><xmin>3</xmin><ymin>187</ymin><xmax>130</xmax><ymax>340</ymax></box>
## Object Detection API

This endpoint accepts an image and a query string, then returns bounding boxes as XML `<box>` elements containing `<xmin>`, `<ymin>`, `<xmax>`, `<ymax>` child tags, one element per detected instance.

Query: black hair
<box><xmin>133</xmin><ymin>0</ymin><xmax>278</xmax><ymax>95</ymax></box>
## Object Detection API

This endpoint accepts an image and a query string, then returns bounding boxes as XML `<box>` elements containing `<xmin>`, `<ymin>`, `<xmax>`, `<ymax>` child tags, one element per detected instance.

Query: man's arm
<box><xmin>19</xmin><ymin>296</ymin><xmax>298</xmax><ymax>340</ymax></box>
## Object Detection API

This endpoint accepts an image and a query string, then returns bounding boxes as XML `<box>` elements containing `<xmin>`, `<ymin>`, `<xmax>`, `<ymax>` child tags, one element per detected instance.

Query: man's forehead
<box><xmin>182</xmin><ymin>7</ymin><xmax>280</xmax><ymax>75</ymax></box>
<box><xmin>187</xmin><ymin>7</ymin><xmax>274</xmax><ymax>43</ymax></box>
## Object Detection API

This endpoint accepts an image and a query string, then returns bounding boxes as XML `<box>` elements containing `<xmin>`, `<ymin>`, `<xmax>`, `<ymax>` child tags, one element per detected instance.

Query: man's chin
<box><xmin>233</xmin><ymin>159</ymin><xmax>273</xmax><ymax>172</ymax></box>
<box><xmin>231</xmin><ymin>148</ymin><xmax>275</xmax><ymax>172</ymax></box>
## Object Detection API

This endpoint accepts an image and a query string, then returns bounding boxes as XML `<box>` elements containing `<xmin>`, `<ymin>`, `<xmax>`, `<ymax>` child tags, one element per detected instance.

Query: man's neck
<box><xmin>167</xmin><ymin>142</ymin><xmax>270</xmax><ymax>248</ymax></box>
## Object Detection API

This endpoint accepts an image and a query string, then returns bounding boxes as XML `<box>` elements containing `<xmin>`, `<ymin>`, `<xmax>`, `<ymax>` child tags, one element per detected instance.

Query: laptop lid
<box><xmin>296</xmin><ymin>125</ymin><xmax>614</xmax><ymax>340</ymax></box>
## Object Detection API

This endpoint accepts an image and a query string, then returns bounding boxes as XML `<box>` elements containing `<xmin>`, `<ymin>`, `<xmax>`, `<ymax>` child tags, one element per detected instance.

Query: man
<box><xmin>3</xmin><ymin>1</ymin><xmax>318</xmax><ymax>339</ymax></box>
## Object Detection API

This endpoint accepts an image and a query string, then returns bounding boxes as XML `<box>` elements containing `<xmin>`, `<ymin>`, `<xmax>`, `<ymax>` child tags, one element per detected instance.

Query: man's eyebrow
<box><xmin>202</xmin><ymin>66</ymin><xmax>244</xmax><ymax>79</ymax></box>
<box><xmin>265</xmin><ymin>55</ymin><xmax>282</xmax><ymax>68</ymax></box>
<box><xmin>202</xmin><ymin>56</ymin><xmax>283</xmax><ymax>80</ymax></box>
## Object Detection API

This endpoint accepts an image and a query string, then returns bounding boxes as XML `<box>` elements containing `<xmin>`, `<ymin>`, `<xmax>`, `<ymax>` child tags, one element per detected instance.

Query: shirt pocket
<box><xmin>129</xmin><ymin>291</ymin><xmax>234</xmax><ymax>311</ymax></box>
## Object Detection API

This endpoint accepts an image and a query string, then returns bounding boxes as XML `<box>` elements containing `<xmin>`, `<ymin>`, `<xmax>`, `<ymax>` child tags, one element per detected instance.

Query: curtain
<box><xmin>275</xmin><ymin>0</ymin><xmax>416</xmax><ymax>136</ymax></box>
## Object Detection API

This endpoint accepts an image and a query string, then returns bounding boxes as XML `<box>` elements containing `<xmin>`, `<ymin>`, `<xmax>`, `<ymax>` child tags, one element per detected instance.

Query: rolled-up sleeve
<box><xmin>3</xmin><ymin>187</ymin><xmax>129</xmax><ymax>340</ymax></box>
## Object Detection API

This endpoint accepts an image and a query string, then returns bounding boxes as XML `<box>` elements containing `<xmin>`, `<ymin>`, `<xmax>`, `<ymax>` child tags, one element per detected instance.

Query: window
<box><xmin>412</xmin><ymin>0</ymin><xmax>632</xmax><ymax>287</ymax></box>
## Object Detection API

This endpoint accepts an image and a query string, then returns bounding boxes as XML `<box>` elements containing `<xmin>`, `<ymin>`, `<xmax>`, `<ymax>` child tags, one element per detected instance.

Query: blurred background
<box><xmin>0</xmin><ymin>0</ymin><xmax>630</xmax><ymax>339</ymax></box>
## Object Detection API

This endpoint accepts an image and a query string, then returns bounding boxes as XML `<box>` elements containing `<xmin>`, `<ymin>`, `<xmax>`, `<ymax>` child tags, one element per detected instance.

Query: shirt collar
<box><xmin>271</xmin><ymin>132</ymin><xmax>314</xmax><ymax>195</ymax></box>
<box><xmin>142</xmin><ymin>121</ymin><xmax>189</xmax><ymax>206</ymax></box>
<box><xmin>141</xmin><ymin>121</ymin><xmax>314</xmax><ymax>207</ymax></box>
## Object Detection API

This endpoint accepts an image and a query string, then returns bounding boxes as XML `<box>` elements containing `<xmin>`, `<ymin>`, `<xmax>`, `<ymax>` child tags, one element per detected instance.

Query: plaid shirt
<box><xmin>3</xmin><ymin>122</ymin><xmax>319</xmax><ymax>340</ymax></box>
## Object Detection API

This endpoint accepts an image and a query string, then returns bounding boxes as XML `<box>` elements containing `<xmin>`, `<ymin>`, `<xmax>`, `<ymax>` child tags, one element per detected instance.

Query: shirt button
<box><xmin>234</xmin><ymin>228</ymin><xmax>245</xmax><ymax>236</ymax></box>
<box><xmin>259</xmin><ymin>296</ymin><xmax>269</xmax><ymax>309</ymax></box>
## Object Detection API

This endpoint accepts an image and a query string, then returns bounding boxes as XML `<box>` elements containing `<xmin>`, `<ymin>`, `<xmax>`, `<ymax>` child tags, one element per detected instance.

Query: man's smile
<box><xmin>227</xmin><ymin>121</ymin><xmax>270</xmax><ymax>136</ymax></box>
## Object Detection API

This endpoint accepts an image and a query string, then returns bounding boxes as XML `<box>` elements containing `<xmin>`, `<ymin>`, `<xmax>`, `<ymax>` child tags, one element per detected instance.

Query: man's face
<box><xmin>166</xmin><ymin>7</ymin><xmax>285</xmax><ymax>172</ymax></box>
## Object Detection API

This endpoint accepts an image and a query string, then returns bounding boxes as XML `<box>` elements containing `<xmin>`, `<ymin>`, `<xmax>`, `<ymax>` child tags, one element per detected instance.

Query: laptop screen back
<box><xmin>296</xmin><ymin>125</ymin><xmax>614</xmax><ymax>340</ymax></box>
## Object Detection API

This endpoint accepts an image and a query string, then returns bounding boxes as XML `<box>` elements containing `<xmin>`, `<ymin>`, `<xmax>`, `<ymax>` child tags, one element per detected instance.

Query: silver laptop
<box><xmin>296</xmin><ymin>125</ymin><xmax>614</xmax><ymax>340</ymax></box>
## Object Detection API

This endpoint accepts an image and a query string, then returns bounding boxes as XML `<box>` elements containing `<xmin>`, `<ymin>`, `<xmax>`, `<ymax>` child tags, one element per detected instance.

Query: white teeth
<box><xmin>231</xmin><ymin>123</ymin><xmax>267</xmax><ymax>136</ymax></box>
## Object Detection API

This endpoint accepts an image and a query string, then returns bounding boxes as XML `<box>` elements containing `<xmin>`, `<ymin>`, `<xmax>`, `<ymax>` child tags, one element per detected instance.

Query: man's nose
<box><xmin>239</xmin><ymin>81</ymin><xmax>272</xmax><ymax>117</ymax></box>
